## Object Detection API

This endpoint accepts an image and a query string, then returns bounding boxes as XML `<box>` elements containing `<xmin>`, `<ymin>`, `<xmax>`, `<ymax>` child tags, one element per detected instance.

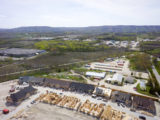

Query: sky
<box><xmin>0</xmin><ymin>0</ymin><xmax>160</xmax><ymax>28</ymax></box>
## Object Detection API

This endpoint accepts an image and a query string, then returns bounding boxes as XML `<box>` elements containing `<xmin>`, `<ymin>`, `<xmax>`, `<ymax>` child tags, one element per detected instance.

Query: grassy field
<box><xmin>0</xmin><ymin>50</ymin><xmax>126</xmax><ymax>82</ymax></box>
<box><xmin>44</xmin><ymin>74</ymin><xmax>87</xmax><ymax>83</ymax></box>
<box><xmin>136</xmin><ymin>83</ymin><xmax>156</xmax><ymax>97</ymax></box>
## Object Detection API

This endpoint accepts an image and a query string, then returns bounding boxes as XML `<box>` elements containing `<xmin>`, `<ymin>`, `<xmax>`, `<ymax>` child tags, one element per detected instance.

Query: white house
<box><xmin>106</xmin><ymin>73</ymin><xmax>123</xmax><ymax>85</ymax></box>
<box><xmin>93</xmin><ymin>87</ymin><xmax>112</xmax><ymax>98</ymax></box>
<box><xmin>86</xmin><ymin>71</ymin><xmax>106</xmax><ymax>79</ymax></box>
<box><xmin>125</xmin><ymin>76</ymin><xmax>135</xmax><ymax>84</ymax></box>
<box><xmin>140</xmin><ymin>81</ymin><xmax>146</xmax><ymax>91</ymax></box>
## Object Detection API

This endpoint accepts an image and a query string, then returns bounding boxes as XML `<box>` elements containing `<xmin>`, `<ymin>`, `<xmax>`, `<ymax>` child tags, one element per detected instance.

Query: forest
<box><xmin>34</xmin><ymin>40</ymin><xmax>110</xmax><ymax>52</ymax></box>
<box><xmin>140</xmin><ymin>41</ymin><xmax>160</xmax><ymax>57</ymax></box>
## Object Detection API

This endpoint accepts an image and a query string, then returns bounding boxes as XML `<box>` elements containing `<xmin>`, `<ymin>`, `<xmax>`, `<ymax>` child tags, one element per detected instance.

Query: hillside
<box><xmin>1</xmin><ymin>25</ymin><xmax>160</xmax><ymax>35</ymax></box>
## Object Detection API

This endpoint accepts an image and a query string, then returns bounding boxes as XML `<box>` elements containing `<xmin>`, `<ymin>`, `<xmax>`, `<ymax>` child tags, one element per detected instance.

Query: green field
<box><xmin>136</xmin><ymin>83</ymin><xmax>156</xmax><ymax>97</ymax></box>
<box><xmin>35</xmin><ymin>40</ymin><xmax>110</xmax><ymax>52</ymax></box>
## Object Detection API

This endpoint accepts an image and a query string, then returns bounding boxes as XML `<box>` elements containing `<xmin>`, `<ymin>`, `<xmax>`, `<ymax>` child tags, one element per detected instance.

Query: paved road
<box><xmin>152</xmin><ymin>65</ymin><xmax>160</xmax><ymax>85</ymax></box>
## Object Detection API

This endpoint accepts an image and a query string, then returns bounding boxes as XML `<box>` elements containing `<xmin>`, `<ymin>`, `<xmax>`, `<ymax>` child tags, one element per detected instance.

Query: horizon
<box><xmin>1</xmin><ymin>25</ymin><xmax>160</xmax><ymax>29</ymax></box>
<box><xmin>0</xmin><ymin>0</ymin><xmax>160</xmax><ymax>28</ymax></box>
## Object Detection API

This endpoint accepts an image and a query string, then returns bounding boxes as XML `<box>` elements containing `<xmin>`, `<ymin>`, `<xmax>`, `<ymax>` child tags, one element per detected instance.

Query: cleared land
<box><xmin>0</xmin><ymin>80</ymin><xmax>17</xmax><ymax>118</ymax></box>
<box><xmin>24</xmin><ymin>103</ymin><xmax>96</xmax><ymax>120</ymax></box>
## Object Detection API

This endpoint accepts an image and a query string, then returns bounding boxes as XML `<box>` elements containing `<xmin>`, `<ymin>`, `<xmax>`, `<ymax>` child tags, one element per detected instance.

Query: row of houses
<box><xmin>6</xmin><ymin>85</ymin><xmax>37</xmax><ymax>105</ymax></box>
<box><xmin>17</xmin><ymin>76</ymin><xmax>156</xmax><ymax>115</ymax></box>
<box><xmin>19</xmin><ymin>76</ymin><xmax>95</xmax><ymax>94</ymax></box>
<box><xmin>38</xmin><ymin>92</ymin><xmax>139</xmax><ymax>120</ymax></box>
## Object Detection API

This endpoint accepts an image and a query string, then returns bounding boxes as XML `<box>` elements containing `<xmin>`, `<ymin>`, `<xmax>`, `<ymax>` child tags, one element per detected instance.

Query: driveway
<box><xmin>152</xmin><ymin>65</ymin><xmax>160</xmax><ymax>85</ymax></box>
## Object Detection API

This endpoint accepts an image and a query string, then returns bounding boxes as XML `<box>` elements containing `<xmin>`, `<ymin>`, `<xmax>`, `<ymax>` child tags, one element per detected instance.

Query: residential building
<box><xmin>125</xmin><ymin>76</ymin><xmax>135</xmax><ymax>84</ymax></box>
<box><xmin>6</xmin><ymin>85</ymin><xmax>37</xmax><ymax>105</ymax></box>
<box><xmin>140</xmin><ymin>81</ymin><xmax>146</xmax><ymax>91</ymax></box>
<box><xmin>19</xmin><ymin>76</ymin><xmax>45</xmax><ymax>86</ymax></box>
<box><xmin>106</xmin><ymin>73</ymin><xmax>123</xmax><ymax>85</ymax></box>
<box><xmin>133</xmin><ymin>96</ymin><xmax>156</xmax><ymax>115</ymax></box>
<box><xmin>111</xmin><ymin>91</ymin><xmax>132</xmax><ymax>107</ymax></box>
<box><xmin>93</xmin><ymin>87</ymin><xmax>112</xmax><ymax>99</ymax></box>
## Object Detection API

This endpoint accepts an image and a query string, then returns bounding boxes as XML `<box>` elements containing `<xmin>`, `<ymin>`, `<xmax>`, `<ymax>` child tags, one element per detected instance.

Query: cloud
<box><xmin>69</xmin><ymin>0</ymin><xmax>160</xmax><ymax>17</ymax></box>
<box><xmin>0</xmin><ymin>0</ymin><xmax>160</xmax><ymax>28</ymax></box>
<box><xmin>0</xmin><ymin>14</ymin><xmax>7</xmax><ymax>18</ymax></box>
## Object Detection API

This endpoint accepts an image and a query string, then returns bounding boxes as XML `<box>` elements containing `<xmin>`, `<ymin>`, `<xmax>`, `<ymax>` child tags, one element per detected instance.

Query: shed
<box><xmin>108</xmin><ymin>73</ymin><xmax>123</xmax><ymax>85</ymax></box>
<box><xmin>86</xmin><ymin>71</ymin><xmax>106</xmax><ymax>79</ymax></box>
<box><xmin>93</xmin><ymin>87</ymin><xmax>112</xmax><ymax>98</ymax></box>
<box><xmin>140</xmin><ymin>81</ymin><xmax>146</xmax><ymax>91</ymax></box>
<box><xmin>19</xmin><ymin>76</ymin><xmax>45</xmax><ymax>85</ymax></box>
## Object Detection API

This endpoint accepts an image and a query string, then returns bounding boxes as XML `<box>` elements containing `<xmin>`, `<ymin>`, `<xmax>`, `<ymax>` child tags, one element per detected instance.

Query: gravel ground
<box><xmin>24</xmin><ymin>103</ymin><xmax>96</xmax><ymax>120</ymax></box>
<box><xmin>0</xmin><ymin>80</ymin><xmax>18</xmax><ymax>118</ymax></box>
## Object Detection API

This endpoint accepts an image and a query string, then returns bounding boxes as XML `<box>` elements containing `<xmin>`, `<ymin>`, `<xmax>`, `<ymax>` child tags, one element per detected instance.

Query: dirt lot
<box><xmin>0</xmin><ymin>80</ymin><xmax>18</xmax><ymax>117</ymax></box>
<box><xmin>24</xmin><ymin>103</ymin><xmax>96</xmax><ymax>120</ymax></box>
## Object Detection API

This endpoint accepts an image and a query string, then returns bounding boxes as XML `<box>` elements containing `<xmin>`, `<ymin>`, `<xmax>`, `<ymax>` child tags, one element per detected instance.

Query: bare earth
<box><xmin>24</xmin><ymin>103</ymin><xmax>96</xmax><ymax>120</ymax></box>
<box><xmin>0</xmin><ymin>80</ymin><xmax>18</xmax><ymax>118</ymax></box>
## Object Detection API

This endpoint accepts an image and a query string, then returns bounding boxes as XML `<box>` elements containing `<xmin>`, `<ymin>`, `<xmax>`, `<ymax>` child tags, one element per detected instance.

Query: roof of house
<box><xmin>10</xmin><ymin>85</ymin><xmax>37</xmax><ymax>102</ymax></box>
<box><xmin>19</xmin><ymin>76</ymin><xmax>45</xmax><ymax>84</ymax></box>
<box><xmin>125</xmin><ymin>76</ymin><xmax>134</xmax><ymax>83</ymax></box>
<box><xmin>70</xmin><ymin>82</ymin><xmax>95</xmax><ymax>94</ymax></box>
<box><xmin>133</xmin><ymin>96</ymin><xmax>156</xmax><ymax>114</ymax></box>
<box><xmin>140</xmin><ymin>81</ymin><xmax>146</xmax><ymax>87</ymax></box>
<box><xmin>112</xmin><ymin>73</ymin><xmax>123</xmax><ymax>82</ymax></box>
<box><xmin>86</xmin><ymin>71</ymin><xmax>106</xmax><ymax>78</ymax></box>
<box><xmin>111</xmin><ymin>91</ymin><xmax>132</xmax><ymax>107</ymax></box>
<box><xmin>44</xmin><ymin>78</ymin><xmax>71</xmax><ymax>88</ymax></box>
<box><xmin>93</xmin><ymin>87</ymin><xmax>112</xmax><ymax>97</ymax></box>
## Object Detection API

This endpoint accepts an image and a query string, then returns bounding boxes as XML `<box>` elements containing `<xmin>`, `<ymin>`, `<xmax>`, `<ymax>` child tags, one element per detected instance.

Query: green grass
<box><xmin>44</xmin><ymin>74</ymin><xmax>87</xmax><ymax>83</ymax></box>
<box><xmin>136</xmin><ymin>83</ymin><xmax>156</xmax><ymax>97</ymax></box>
<box><xmin>154</xmin><ymin>61</ymin><xmax>160</xmax><ymax>75</ymax></box>
<box><xmin>34</xmin><ymin>39</ymin><xmax>110</xmax><ymax>52</ymax></box>
<box><xmin>73</xmin><ymin>67</ymin><xmax>106</xmax><ymax>74</ymax></box>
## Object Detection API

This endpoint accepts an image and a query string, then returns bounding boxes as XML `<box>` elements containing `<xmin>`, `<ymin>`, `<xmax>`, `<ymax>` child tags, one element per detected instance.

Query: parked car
<box><xmin>102</xmin><ymin>99</ymin><xmax>108</xmax><ymax>102</ymax></box>
<box><xmin>97</xmin><ymin>97</ymin><xmax>102</xmax><ymax>100</ymax></box>
<box><xmin>130</xmin><ymin>108</ymin><xmax>136</xmax><ymax>112</ymax></box>
<box><xmin>121</xmin><ymin>103</ymin><xmax>125</xmax><ymax>108</ymax></box>
<box><xmin>133</xmin><ymin>87</ymin><xmax>137</xmax><ymax>91</ymax></box>
<box><xmin>139</xmin><ymin>116</ymin><xmax>146</xmax><ymax>120</ymax></box>
<box><xmin>31</xmin><ymin>101</ymin><xmax>36</xmax><ymax>104</ymax></box>
<box><xmin>3</xmin><ymin>109</ymin><xmax>9</xmax><ymax>114</ymax></box>
<box><xmin>117</xmin><ymin>103</ymin><xmax>120</xmax><ymax>106</ymax></box>
<box><xmin>92</xmin><ymin>94</ymin><xmax>96</xmax><ymax>98</ymax></box>
<box><xmin>9</xmin><ymin>89</ymin><xmax>15</xmax><ymax>93</ymax></box>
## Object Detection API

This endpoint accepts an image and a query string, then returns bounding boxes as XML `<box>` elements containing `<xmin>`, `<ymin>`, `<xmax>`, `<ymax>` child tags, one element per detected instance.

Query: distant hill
<box><xmin>1</xmin><ymin>25</ymin><xmax>160</xmax><ymax>35</ymax></box>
